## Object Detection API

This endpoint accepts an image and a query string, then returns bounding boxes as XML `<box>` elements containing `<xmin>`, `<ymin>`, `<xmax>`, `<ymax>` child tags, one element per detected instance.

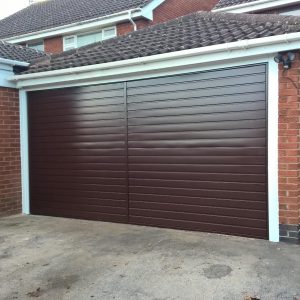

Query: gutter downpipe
<box><xmin>128</xmin><ymin>9</ymin><xmax>138</xmax><ymax>31</ymax></box>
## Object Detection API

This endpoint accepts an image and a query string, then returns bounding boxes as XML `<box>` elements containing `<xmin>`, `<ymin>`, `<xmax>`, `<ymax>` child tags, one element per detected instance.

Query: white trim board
<box><xmin>19</xmin><ymin>89</ymin><xmax>30</xmax><ymax>215</ymax></box>
<box><xmin>0</xmin><ymin>59</ymin><xmax>28</xmax><ymax>88</ymax></box>
<box><xmin>0</xmin><ymin>63</ymin><xmax>16</xmax><ymax>88</ymax></box>
<box><xmin>19</xmin><ymin>56</ymin><xmax>280</xmax><ymax>242</ymax></box>
<box><xmin>267</xmin><ymin>59</ymin><xmax>280</xmax><ymax>242</ymax></box>
<box><xmin>141</xmin><ymin>0</ymin><xmax>165</xmax><ymax>20</ymax></box>
<box><xmin>213</xmin><ymin>0</ymin><xmax>300</xmax><ymax>13</ymax></box>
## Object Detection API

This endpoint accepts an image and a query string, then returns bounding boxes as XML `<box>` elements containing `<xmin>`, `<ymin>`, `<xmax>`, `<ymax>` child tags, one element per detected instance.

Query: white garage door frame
<box><xmin>18</xmin><ymin>55</ymin><xmax>279</xmax><ymax>242</ymax></box>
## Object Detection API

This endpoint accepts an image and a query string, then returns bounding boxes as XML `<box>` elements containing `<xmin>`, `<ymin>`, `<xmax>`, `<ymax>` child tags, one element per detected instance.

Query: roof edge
<box><xmin>11</xmin><ymin>31</ymin><xmax>300</xmax><ymax>90</ymax></box>
<box><xmin>213</xmin><ymin>0</ymin><xmax>300</xmax><ymax>13</ymax></box>
<box><xmin>3</xmin><ymin>8</ymin><xmax>142</xmax><ymax>43</ymax></box>
<box><xmin>3</xmin><ymin>0</ymin><xmax>166</xmax><ymax>43</ymax></box>
<box><xmin>0</xmin><ymin>57</ymin><xmax>30</xmax><ymax>67</ymax></box>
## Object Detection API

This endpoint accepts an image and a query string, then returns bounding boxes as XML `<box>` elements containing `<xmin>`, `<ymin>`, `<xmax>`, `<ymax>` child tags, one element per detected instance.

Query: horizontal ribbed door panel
<box><xmin>127</xmin><ymin>64</ymin><xmax>268</xmax><ymax>239</ymax></box>
<box><xmin>28</xmin><ymin>83</ymin><xmax>128</xmax><ymax>223</ymax></box>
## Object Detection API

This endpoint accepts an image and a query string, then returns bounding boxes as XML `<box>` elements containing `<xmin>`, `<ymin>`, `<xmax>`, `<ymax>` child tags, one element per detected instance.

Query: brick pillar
<box><xmin>278</xmin><ymin>53</ymin><xmax>300</xmax><ymax>244</ymax></box>
<box><xmin>0</xmin><ymin>87</ymin><xmax>22</xmax><ymax>217</ymax></box>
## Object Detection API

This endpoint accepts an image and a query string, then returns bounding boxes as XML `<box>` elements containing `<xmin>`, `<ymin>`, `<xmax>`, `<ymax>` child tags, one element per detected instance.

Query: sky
<box><xmin>0</xmin><ymin>0</ymin><xmax>29</xmax><ymax>20</ymax></box>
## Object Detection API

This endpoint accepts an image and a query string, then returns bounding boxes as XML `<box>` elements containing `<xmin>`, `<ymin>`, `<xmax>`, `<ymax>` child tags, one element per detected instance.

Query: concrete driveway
<box><xmin>0</xmin><ymin>215</ymin><xmax>299</xmax><ymax>300</ymax></box>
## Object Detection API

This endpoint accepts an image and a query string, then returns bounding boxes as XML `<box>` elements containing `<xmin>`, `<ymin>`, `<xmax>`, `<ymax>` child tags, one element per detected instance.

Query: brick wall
<box><xmin>118</xmin><ymin>0</ymin><xmax>218</xmax><ymax>36</ymax></box>
<box><xmin>278</xmin><ymin>52</ymin><xmax>300</xmax><ymax>243</ymax></box>
<box><xmin>44</xmin><ymin>36</ymin><xmax>63</xmax><ymax>54</ymax></box>
<box><xmin>0</xmin><ymin>87</ymin><xmax>22</xmax><ymax>217</ymax></box>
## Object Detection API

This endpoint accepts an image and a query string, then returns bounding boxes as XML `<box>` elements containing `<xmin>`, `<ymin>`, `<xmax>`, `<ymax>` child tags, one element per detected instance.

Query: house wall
<box><xmin>0</xmin><ymin>87</ymin><xmax>22</xmax><ymax>217</ymax></box>
<box><xmin>44</xmin><ymin>36</ymin><xmax>63</xmax><ymax>54</ymax></box>
<box><xmin>117</xmin><ymin>0</ymin><xmax>219</xmax><ymax>36</ymax></box>
<box><xmin>278</xmin><ymin>52</ymin><xmax>300</xmax><ymax>244</ymax></box>
<box><xmin>38</xmin><ymin>0</ymin><xmax>218</xmax><ymax>53</ymax></box>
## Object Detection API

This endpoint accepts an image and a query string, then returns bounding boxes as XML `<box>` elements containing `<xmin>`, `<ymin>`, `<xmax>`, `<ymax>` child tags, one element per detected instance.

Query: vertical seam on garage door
<box><xmin>124</xmin><ymin>82</ymin><xmax>130</xmax><ymax>223</ymax></box>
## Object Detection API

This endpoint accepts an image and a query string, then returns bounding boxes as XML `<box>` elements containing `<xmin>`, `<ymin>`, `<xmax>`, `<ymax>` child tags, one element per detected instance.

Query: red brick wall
<box><xmin>278</xmin><ymin>52</ymin><xmax>300</xmax><ymax>226</ymax></box>
<box><xmin>0</xmin><ymin>87</ymin><xmax>21</xmax><ymax>217</ymax></box>
<box><xmin>118</xmin><ymin>0</ymin><xmax>218</xmax><ymax>36</ymax></box>
<box><xmin>44</xmin><ymin>36</ymin><xmax>63</xmax><ymax>54</ymax></box>
<box><xmin>118</xmin><ymin>22</ymin><xmax>135</xmax><ymax>36</ymax></box>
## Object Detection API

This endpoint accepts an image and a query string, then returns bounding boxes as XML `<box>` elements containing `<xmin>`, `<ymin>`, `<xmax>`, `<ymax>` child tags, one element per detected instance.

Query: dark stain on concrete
<box><xmin>0</xmin><ymin>222</ymin><xmax>22</xmax><ymax>228</ymax></box>
<box><xmin>203</xmin><ymin>264</ymin><xmax>232</xmax><ymax>279</ymax></box>
<box><xmin>0</xmin><ymin>235</ymin><xmax>6</xmax><ymax>244</ymax></box>
<box><xmin>26</xmin><ymin>287</ymin><xmax>43</xmax><ymax>298</ymax></box>
<box><xmin>0</xmin><ymin>249</ymin><xmax>11</xmax><ymax>260</ymax></box>
<box><xmin>47</xmin><ymin>274</ymin><xmax>79</xmax><ymax>290</ymax></box>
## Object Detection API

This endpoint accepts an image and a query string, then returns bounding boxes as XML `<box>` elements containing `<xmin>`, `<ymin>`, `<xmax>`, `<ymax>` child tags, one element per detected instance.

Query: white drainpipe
<box><xmin>128</xmin><ymin>10</ymin><xmax>138</xmax><ymax>31</ymax></box>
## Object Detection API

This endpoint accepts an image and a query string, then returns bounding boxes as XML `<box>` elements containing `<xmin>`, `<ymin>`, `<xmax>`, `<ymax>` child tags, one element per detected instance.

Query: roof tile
<box><xmin>0</xmin><ymin>0</ymin><xmax>152</xmax><ymax>39</ymax></box>
<box><xmin>22</xmin><ymin>11</ymin><xmax>300</xmax><ymax>74</ymax></box>
<box><xmin>0</xmin><ymin>41</ymin><xmax>48</xmax><ymax>63</ymax></box>
<box><xmin>214</xmin><ymin>0</ymin><xmax>258</xmax><ymax>9</ymax></box>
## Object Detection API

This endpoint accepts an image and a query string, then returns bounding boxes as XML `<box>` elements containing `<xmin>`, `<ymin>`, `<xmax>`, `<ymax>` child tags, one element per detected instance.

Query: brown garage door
<box><xmin>28</xmin><ymin>83</ymin><xmax>129</xmax><ymax>223</ymax></box>
<box><xmin>28</xmin><ymin>64</ymin><xmax>268</xmax><ymax>239</ymax></box>
<box><xmin>126</xmin><ymin>64</ymin><xmax>267</xmax><ymax>239</ymax></box>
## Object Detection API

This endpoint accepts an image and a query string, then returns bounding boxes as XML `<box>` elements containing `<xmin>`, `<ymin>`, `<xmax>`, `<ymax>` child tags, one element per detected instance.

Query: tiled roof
<box><xmin>0</xmin><ymin>0</ymin><xmax>152</xmax><ymax>39</ymax></box>
<box><xmin>22</xmin><ymin>11</ymin><xmax>300</xmax><ymax>74</ymax></box>
<box><xmin>0</xmin><ymin>41</ymin><xmax>48</xmax><ymax>63</ymax></box>
<box><xmin>214</xmin><ymin>0</ymin><xmax>258</xmax><ymax>9</ymax></box>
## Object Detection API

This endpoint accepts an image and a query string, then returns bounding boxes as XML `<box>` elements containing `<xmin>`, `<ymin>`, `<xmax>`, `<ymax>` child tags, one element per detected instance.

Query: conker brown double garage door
<box><xmin>28</xmin><ymin>64</ymin><xmax>268</xmax><ymax>239</ymax></box>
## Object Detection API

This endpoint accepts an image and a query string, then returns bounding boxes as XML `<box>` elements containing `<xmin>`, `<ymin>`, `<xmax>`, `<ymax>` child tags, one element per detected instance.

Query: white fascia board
<box><xmin>141</xmin><ymin>0</ymin><xmax>166</xmax><ymax>20</ymax></box>
<box><xmin>0</xmin><ymin>58</ymin><xmax>29</xmax><ymax>67</ymax></box>
<box><xmin>0</xmin><ymin>63</ymin><xmax>16</xmax><ymax>88</ymax></box>
<box><xmin>4</xmin><ymin>8</ymin><xmax>144</xmax><ymax>44</ymax></box>
<box><xmin>0</xmin><ymin>59</ymin><xmax>28</xmax><ymax>88</ymax></box>
<box><xmin>213</xmin><ymin>0</ymin><xmax>300</xmax><ymax>13</ymax></box>
<box><xmin>12</xmin><ymin>32</ymin><xmax>300</xmax><ymax>90</ymax></box>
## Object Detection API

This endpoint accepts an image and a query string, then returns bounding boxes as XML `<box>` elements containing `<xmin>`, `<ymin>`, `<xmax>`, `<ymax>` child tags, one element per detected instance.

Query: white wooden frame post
<box><xmin>19</xmin><ymin>89</ymin><xmax>30</xmax><ymax>214</ymax></box>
